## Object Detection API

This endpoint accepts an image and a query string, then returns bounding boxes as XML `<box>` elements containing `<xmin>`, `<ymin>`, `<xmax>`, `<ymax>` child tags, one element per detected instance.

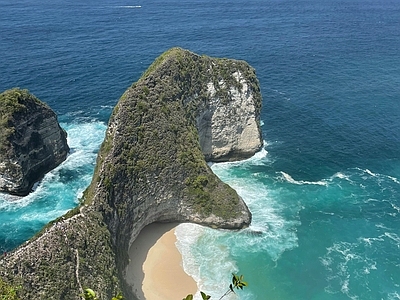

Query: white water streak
<box><xmin>279</xmin><ymin>171</ymin><xmax>328</xmax><ymax>186</ymax></box>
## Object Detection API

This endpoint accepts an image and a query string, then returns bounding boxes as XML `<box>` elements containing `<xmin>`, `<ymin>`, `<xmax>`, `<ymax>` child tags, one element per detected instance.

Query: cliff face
<box><xmin>0</xmin><ymin>88</ymin><xmax>69</xmax><ymax>196</ymax></box>
<box><xmin>90</xmin><ymin>47</ymin><xmax>262</xmax><ymax>242</ymax></box>
<box><xmin>198</xmin><ymin>70</ymin><xmax>262</xmax><ymax>161</ymax></box>
<box><xmin>0</xmin><ymin>48</ymin><xmax>262</xmax><ymax>300</ymax></box>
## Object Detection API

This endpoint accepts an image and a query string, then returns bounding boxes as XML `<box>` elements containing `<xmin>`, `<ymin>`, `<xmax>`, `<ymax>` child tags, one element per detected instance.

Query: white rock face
<box><xmin>197</xmin><ymin>70</ymin><xmax>262</xmax><ymax>161</ymax></box>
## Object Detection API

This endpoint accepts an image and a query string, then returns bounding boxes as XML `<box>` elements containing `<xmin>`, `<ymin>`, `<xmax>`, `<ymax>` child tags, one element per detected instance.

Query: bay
<box><xmin>1</xmin><ymin>0</ymin><xmax>400</xmax><ymax>299</ymax></box>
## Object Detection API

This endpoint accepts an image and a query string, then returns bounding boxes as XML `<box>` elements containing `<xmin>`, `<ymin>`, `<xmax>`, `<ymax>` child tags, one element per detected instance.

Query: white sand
<box><xmin>125</xmin><ymin>223</ymin><xmax>198</xmax><ymax>300</ymax></box>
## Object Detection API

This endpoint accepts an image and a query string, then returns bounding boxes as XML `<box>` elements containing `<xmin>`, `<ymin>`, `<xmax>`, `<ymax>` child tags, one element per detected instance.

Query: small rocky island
<box><xmin>0</xmin><ymin>48</ymin><xmax>263</xmax><ymax>299</ymax></box>
<box><xmin>0</xmin><ymin>88</ymin><xmax>69</xmax><ymax>196</ymax></box>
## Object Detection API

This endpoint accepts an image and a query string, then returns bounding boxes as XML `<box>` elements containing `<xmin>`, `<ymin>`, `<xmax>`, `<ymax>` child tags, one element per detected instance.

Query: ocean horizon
<box><xmin>1</xmin><ymin>0</ymin><xmax>400</xmax><ymax>299</ymax></box>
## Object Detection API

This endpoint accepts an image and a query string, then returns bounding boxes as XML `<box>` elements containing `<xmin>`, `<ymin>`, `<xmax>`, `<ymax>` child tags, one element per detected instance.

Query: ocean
<box><xmin>1</xmin><ymin>0</ymin><xmax>399</xmax><ymax>299</ymax></box>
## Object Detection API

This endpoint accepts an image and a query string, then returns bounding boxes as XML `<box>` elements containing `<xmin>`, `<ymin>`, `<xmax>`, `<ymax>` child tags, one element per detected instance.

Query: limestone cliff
<box><xmin>0</xmin><ymin>88</ymin><xmax>69</xmax><ymax>196</ymax></box>
<box><xmin>0</xmin><ymin>48</ymin><xmax>262</xmax><ymax>300</ymax></box>
<box><xmin>198</xmin><ymin>67</ymin><xmax>262</xmax><ymax>161</ymax></box>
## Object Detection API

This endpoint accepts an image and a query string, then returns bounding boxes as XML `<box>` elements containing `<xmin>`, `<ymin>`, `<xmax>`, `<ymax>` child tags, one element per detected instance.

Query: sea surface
<box><xmin>1</xmin><ymin>0</ymin><xmax>400</xmax><ymax>299</ymax></box>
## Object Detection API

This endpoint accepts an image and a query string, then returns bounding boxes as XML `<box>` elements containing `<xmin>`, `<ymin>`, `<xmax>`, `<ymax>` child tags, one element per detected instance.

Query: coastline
<box><xmin>125</xmin><ymin>222</ymin><xmax>198</xmax><ymax>300</ymax></box>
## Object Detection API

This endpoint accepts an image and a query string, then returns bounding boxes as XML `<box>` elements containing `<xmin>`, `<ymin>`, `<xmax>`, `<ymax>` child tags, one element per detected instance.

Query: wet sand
<box><xmin>125</xmin><ymin>223</ymin><xmax>197</xmax><ymax>300</ymax></box>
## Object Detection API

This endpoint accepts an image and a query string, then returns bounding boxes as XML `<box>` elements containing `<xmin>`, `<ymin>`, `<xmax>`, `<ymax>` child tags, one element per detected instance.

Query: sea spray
<box><xmin>1</xmin><ymin>0</ymin><xmax>400</xmax><ymax>298</ymax></box>
<box><xmin>175</xmin><ymin>147</ymin><xmax>301</xmax><ymax>299</ymax></box>
<box><xmin>0</xmin><ymin>121</ymin><xmax>106</xmax><ymax>252</ymax></box>
<box><xmin>177</xmin><ymin>145</ymin><xmax>400</xmax><ymax>299</ymax></box>
<box><xmin>175</xmin><ymin>223</ymin><xmax>239</xmax><ymax>300</ymax></box>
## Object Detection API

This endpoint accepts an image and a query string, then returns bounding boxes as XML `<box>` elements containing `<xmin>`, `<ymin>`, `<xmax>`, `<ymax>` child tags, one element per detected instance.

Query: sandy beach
<box><xmin>125</xmin><ymin>223</ymin><xmax>198</xmax><ymax>300</ymax></box>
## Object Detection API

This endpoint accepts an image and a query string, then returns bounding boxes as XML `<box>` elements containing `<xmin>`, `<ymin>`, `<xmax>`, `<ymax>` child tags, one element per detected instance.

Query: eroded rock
<box><xmin>0</xmin><ymin>88</ymin><xmax>69</xmax><ymax>196</ymax></box>
<box><xmin>0</xmin><ymin>49</ymin><xmax>263</xmax><ymax>300</ymax></box>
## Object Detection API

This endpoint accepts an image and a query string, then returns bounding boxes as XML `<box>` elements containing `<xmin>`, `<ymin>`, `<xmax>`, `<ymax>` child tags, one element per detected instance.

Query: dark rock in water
<box><xmin>246</xmin><ymin>229</ymin><xmax>265</xmax><ymax>237</ymax></box>
<box><xmin>0</xmin><ymin>48</ymin><xmax>263</xmax><ymax>300</ymax></box>
<box><xmin>0</xmin><ymin>88</ymin><xmax>69</xmax><ymax>196</ymax></box>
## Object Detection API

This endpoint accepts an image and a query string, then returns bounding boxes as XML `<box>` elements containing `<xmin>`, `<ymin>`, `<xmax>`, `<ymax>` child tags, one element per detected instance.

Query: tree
<box><xmin>81</xmin><ymin>288</ymin><xmax>123</xmax><ymax>300</ymax></box>
<box><xmin>82</xmin><ymin>288</ymin><xmax>98</xmax><ymax>300</ymax></box>
<box><xmin>183</xmin><ymin>273</ymin><xmax>248</xmax><ymax>300</ymax></box>
<box><xmin>0</xmin><ymin>278</ymin><xmax>20</xmax><ymax>300</ymax></box>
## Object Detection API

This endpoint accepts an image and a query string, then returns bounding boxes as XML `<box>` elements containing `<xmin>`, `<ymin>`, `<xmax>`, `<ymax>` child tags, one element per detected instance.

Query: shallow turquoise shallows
<box><xmin>1</xmin><ymin>0</ymin><xmax>400</xmax><ymax>299</ymax></box>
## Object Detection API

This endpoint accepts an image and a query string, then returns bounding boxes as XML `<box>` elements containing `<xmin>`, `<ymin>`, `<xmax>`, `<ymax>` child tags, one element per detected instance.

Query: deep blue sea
<box><xmin>1</xmin><ymin>0</ymin><xmax>400</xmax><ymax>299</ymax></box>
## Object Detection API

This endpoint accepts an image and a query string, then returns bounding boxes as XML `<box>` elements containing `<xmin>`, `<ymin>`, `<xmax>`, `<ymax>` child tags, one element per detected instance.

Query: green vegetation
<box><xmin>141</xmin><ymin>47</ymin><xmax>183</xmax><ymax>79</ymax></box>
<box><xmin>80</xmin><ymin>274</ymin><xmax>246</xmax><ymax>300</ymax></box>
<box><xmin>88</xmin><ymin>47</ymin><xmax>258</xmax><ymax>220</ymax></box>
<box><xmin>0</xmin><ymin>48</ymin><xmax>258</xmax><ymax>300</ymax></box>
<box><xmin>0</xmin><ymin>89</ymin><xmax>27</xmax><ymax>152</ymax></box>
<box><xmin>183</xmin><ymin>274</ymin><xmax>248</xmax><ymax>300</ymax></box>
<box><xmin>81</xmin><ymin>288</ymin><xmax>123</xmax><ymax>300</ymax></box>
<box><xmin>0</xmin><ymin>209</ymin><xmax>122</xmax><ymax>300</ymax></box>
<box><xmin>0</xmin><ymin>277</ymin><xmax>21</xmax><ymax>300</ymax></box>
<box><xmin>0</xmin><ymin>88</ymin><xmax>30</xmax><ymax>115</ymax></box>
<box><xmin>0</xmin><ymin>88</ymin><xmax>49</xmax><ymax>153</ymax></box>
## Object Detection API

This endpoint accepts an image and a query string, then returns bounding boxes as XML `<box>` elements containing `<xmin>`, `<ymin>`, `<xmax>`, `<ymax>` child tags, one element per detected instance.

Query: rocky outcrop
<box><xmin>199</xmin><ymin>71</ymin><xmax>262</xmax><ymax>161</ymax></box>
<box><xmin>0</xmin><ymin>48</ymin><xmax>262</xmax><ymax>300</ymax></box>
<box><xmin>0</xmin><ymin>88</ymin><xmax>69</xmax><ymax>195</ymax></box>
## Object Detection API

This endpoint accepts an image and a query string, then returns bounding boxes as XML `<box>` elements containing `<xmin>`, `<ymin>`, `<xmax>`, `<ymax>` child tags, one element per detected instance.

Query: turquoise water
<box><xmin>1</xmin><ymin>0</ymin><xmax>400</xmax><ymax>299</ymax></box>
<box><xmin>0</xmin><ymin>120</ymin><xmax>106</xmax><ymax>251</ymax></box>
<box><xmin>176</xmin><ymin>150</ymin><xmax>400</xmax><ymax>299</ymax></box>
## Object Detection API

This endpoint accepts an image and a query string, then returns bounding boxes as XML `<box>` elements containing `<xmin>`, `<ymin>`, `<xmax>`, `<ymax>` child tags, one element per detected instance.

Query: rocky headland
<box><xmin>0</xmin><ymin>48</ymin><xmax>262</xmax><ymax>299</ymax></box>
<box><xmin>0</xmin><ymin>88</ymin><xmax>69</xmax><ymax>196</ymax></box>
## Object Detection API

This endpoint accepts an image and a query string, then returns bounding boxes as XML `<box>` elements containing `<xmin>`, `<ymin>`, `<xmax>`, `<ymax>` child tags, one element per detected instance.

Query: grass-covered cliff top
<box><xmin>139</xmin><ymin>47</ymin><xmax>261</xmax><ymax>111</ymax></box>
<box><xmin>0</xmin><ymin>48</ymin><xmax>260</xmax><ymax>300</ymax></box>
<box><xmin>0</xmin><ymin>88</ymin><xmax>47</xmax><ymax>121</ymax></box>
<box><xmin>86</xmin><ymin>47</ymin><xmax>258</xmax><ymax>222</ymax></box>
<box><xmin>0</xmin><ymin>88</ymin><xmax>49</xmax><ymax>153</ymax></box>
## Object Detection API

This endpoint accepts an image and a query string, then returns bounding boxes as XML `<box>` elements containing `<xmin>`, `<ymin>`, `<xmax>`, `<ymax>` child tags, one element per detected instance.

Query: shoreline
<box><xmin>125</xmin><ymin>222</ymin><xmax>198</xmax><ymax>300</ymax></box>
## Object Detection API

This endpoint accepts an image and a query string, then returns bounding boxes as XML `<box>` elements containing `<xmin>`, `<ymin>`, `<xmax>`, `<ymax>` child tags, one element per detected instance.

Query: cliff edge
<box><xmin>0</xmin><ymin>88</ymin><xmax>69</xmax><ymax>196</ymax></box>
<box><xmin>0</xmin><ymin>48</ymin><xmax>263</xmax><ymax>300</ymax></box>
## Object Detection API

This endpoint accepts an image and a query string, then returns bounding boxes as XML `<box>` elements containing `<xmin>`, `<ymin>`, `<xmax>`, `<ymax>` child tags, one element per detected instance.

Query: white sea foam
<box><xmin>212</xmin><ymin>164</ymin><xmax>300</xmax><ymax>260</ymax></box>
<box><xmin>279</xmin><ymin>171</ymin><xmax>328</xmax><ymax>186</ymax></box>
<box><xmin>320</xmin><ymin>256</ymin><xmax>333</xmax><ymax>268</ymax></box>
<box><xmin>359</xmin><ymin>236</ymin><xmax>384</xmax><ymax>246</ymax></box>
<box><xmin>0</xmin><ymin>194</ymin><xmax>35</xmax><ymax>210</ymax></box>
<box><xmin>176</xmin><ymin>151</ymin><xmax>302</xmax><ymax>298</ymax></box>
<box><xmin>63</xmin><ymin>121</ymin><xmax>106</xmax><ymax>151</ymax></box>
<box><xmin>332</xmin><ymin>172</ymin><xmax>347</xmax><ymax>179</ymax></box>
<box><xmin>252</xmin><ymin>146</ymin><xmax>268</xmax><ymax>160</ymax></box>
<box><xmin>211</xmin><ymin>142</ymin><xmax>269</xmax><ymax>168</ymax></box>
<box><xmin>388</xmin><ymin>291</ymin><xmax>400</xmax><ymax>300</ymax></box>
<box><xmin>100</xmin><ymin>105</ymin><xmax>114</xmax><ymax>109</ymax></box>
<box><xmin>391</xmin><ymin>203</ymin><xmax>400</xmax><ymax>214</ymax></box>
<box><xmin>0</xmin><ymin>121</ymin><xmax>107</xmax><ymax>249</ymax></box>
<box><xmin>375</xmin><ymin>223</ymin><xmax>390</xmax><ymax>230</ymax></box>
<box><xmin>355</xmin><ymin>167</ymin><xmax>400</xmax><ymax>185</ymax></box>
<box><xmin>388</xmin><ymin>175</ymin><xmax>400</xmax><ymax>184</ymax></box>
<box><xmin>384</xmin><ymin>232</ymin><xmax>400</xmax><ymax>244</ymax></box>
<box><xmin>340</xmin><ymin>278</ymin><xmax>350</xmax><ymax>294</ymax></box>
<box><xmin>175</xmin><ymin>223</ymin><xmax>239</xmax><ymax>300</ymax></box>
<box><xmin>175</xmin><ymin>223</ymin><xmax>205</xmax><ymax>285</ymax></box>
<box><xmin>365</xmin><ymin>169</ymin><xmax>377</xmax><ymax>177</ymax></box>
<box><xmin>19</xmin><ymin>208</ymin><xmax>70</xmax><ymax>223</ymax></box>
<box><xmin>321</xmin><ymin>240</ymin><xmax>383</xmax><ymax>299</ymax></box>
<box><xmin>330</xmin><ymin>171</ymin><xmax>353</xmax><ymax>184</ymax></box>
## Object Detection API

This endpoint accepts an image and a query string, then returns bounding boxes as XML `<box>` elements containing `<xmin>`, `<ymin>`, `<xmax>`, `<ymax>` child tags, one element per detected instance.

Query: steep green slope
<box><xmin>0</xmin><ymin>48</ymin><xmax>262</xmax><ymax>300</ymax></box>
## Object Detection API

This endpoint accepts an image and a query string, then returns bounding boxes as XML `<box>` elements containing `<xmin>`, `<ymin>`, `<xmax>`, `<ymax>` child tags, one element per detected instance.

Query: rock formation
<box><xmin>0</xmin><ymin>88</ymin><xmax>69</xmax><ymax>196</ymax></box>
<box><xmin>0</xmin><ymin>48</ymin><xmax>262</xmax><ymax>300</ymax></box>
<box><xmin>198</xmin><ymin>70</ymin><xmax>262</xmax><ymax>162</ymax></box>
